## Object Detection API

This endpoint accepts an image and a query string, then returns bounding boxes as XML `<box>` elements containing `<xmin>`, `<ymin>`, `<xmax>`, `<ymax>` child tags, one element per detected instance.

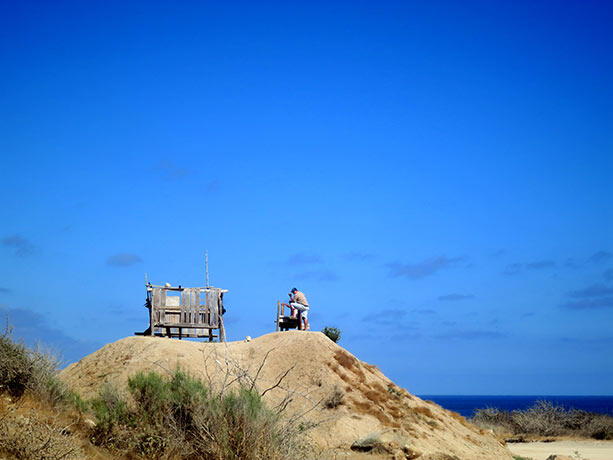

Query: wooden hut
<box><xmin>136</xmin><ymin>283</ymin><xmax>228</xmax><ymax>341</ymax></box>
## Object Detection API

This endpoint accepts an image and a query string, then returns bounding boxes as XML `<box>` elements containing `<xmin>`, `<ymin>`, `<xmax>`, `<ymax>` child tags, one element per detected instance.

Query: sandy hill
<box><xmin>60</xmin><ymin>331</ymin><xmax>513</xmax><ymax>460</ymax></box>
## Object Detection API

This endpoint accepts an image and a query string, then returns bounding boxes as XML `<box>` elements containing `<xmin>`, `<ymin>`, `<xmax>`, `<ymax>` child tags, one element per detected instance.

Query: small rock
<box><xmin>351</xmin><ymin>429</ymin><xmax>418</xmax><ymax>458</ymax></box>
<box><xmin>545</xmin><ymin>456</ymin><xmax>577</xmax><ymax>460</ymax></box>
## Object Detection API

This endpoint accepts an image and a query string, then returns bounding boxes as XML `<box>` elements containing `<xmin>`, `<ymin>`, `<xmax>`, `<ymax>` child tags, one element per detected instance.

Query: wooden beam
<box><xmin>146</xmin><ymin>284</ymin><xmax>228</xmax><ymax>293</ymax></box>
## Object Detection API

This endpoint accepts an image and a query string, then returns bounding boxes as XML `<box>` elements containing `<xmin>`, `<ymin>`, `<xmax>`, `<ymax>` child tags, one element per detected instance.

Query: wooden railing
<box><xmin>276</xmin><ymin>301</ymin><xmax>302</xmax><ymax>331</ymax></box>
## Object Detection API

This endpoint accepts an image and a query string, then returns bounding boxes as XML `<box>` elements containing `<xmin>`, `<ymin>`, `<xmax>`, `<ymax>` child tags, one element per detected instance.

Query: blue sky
<box><xmin>1</xmin><ymin>0</ymin><xmax>611</xmax><ymax>395</ymax></box>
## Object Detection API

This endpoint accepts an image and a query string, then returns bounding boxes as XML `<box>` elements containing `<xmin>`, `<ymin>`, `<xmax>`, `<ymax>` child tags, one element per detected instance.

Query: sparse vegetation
<box><xmin>0</xmin><ymin>323</ymin><xmax>310</xmax><ymax>460</ymax></box>
<box><xmin>471</xmin><ymin>400</ymin><xmax>613</xmax><ymax>440</ymax></box>
<box><xmin>0</xmin><ymin>324</ymin><xmax>84</xmax><ymax>460</ymax></box>
<box><xmin>0</xmin><ymin>323</ymin><xmax>73</xmax><ymax>407</ymax></box>
<box><xmin>387</xmin><ymin>384</ymin><xmax>403</xmax><ymax>398</ymax></box>
<box><xmin>322</xmin><ymin>326</ymin><xmax>341</xmax><ymax>343</ymax></box>
<box><xmin>324</xmin><ymin>384</ymin><xmax>344</xmax><ymax>409</ymax></box>
<box><xmin>89</xmin><ymin>368</ymin><xmax>308</xmax><ymax>459</ymax></box>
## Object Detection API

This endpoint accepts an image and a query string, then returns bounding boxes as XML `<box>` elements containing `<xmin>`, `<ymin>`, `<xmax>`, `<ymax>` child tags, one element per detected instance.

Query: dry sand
<box><xmin>60</xmin><ymin>331</ymin><xmax>516</xmax><ymax>459</ymax></box>
<box><xmin>507</xmin><ymin>439</ymin><xmax>613</xmax><ymax>460</ymax></box>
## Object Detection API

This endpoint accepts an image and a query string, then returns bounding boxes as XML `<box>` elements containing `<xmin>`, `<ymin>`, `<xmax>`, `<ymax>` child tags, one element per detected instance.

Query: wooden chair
<box><xmin>276</xmin><ymin>301</ymin><xmax>303</xmax><ymax>331</ymax></box>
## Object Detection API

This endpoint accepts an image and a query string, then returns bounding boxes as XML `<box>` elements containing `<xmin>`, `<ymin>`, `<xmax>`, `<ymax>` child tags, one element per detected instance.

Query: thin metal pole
<box><xmin>205</xmin><ymin>250</ymin><xmax>210</xmax><ymax>288</ymax></box>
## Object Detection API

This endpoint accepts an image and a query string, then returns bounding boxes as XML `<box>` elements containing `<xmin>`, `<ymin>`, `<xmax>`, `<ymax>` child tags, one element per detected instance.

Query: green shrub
<box><xmin>168</xmin><ymin>368</ymin><xmax>208</xmax><ymax>431</ymax></box>
<box><xmin>89</xmin><ymin>383</ymin><xmax>131</xmax><ymax>447</ymax></box>
<box><xmin>89</xmin><ymin>368</ymin><xmax>307</xmax><ymax>459</ymax></box>
<box><xmin>322</xmin><ymin>326</ymin><xmax>341</xmax><ymax>343</ymax></box>
<box><xmin>128</xmin><ymin>371</ymin><xmax>169</xmax><ymax>425</ymax></box>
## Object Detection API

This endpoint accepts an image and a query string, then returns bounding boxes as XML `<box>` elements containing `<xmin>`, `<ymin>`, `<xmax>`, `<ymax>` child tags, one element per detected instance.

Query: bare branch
<box><xmin>261</xmin><ymin>365</ymin><xmax>295</xmax><ymax>398</ymax></box>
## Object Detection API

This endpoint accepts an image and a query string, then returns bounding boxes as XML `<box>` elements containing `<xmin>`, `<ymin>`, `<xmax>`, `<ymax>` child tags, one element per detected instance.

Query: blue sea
<box><xmin>418</xmin><ymin>395</ymin><xmax>613</xmax><ymax>419</ymax></box>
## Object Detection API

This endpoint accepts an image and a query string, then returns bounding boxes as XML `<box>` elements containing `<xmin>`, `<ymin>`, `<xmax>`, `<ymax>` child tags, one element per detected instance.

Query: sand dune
<box><xmin>60</xmin><ymin>331</ymin><xmax>514</xmax><ymax>459</ymax></box>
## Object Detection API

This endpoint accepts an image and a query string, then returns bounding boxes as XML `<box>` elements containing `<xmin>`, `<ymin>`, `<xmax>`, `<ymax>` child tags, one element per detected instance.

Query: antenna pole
<box><xmin>205</xmin><ymin>250</ymin><xmax>210</xmax><ymax>288</ymax></box>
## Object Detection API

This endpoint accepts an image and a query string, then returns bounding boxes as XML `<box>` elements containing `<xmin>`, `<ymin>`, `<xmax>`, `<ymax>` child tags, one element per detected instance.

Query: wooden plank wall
<box><xmin>149</xmin><ymin>287</ymin><xmax>224</xmax><ymax>335</ymax></box>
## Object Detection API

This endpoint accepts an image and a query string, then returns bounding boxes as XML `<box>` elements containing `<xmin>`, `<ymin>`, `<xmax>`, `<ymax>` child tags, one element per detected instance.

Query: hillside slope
<box><xmin>60</xmin><ymin>331</ymin><xmax>513</xmax><ymax>460</ymax></box>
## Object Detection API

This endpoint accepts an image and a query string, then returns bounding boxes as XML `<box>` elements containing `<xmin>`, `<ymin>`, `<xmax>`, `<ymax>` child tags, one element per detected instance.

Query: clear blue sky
<box><xmin>1</xmin><ymin>0</ymin><xmax>611</xmax><ymax>395</ymax></box>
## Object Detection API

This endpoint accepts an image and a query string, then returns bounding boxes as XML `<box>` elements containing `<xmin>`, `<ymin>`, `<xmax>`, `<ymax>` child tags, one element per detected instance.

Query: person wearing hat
<box><xmin>289</xmin><ymin>287</ymin><xmax>309</xmax><ymax>331</ymax></box>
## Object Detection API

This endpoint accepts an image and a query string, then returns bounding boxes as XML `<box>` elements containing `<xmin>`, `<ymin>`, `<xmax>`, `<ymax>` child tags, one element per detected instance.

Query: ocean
<box><xmin>418</xmin><ymin>395</ymin><xmax>613</xmax><ymax>419</ymax></box>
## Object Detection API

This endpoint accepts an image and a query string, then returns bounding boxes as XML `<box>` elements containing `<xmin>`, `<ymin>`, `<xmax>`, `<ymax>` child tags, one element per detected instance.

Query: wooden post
<box><xmin>218</xmin><ymin>294</ymin><xmax>226</xmax><ymax>342</ymax></box>
<box><xmin>276</xmin><ymin>301</ymin><xmax>280</xmax><ymax>332</ymax></box>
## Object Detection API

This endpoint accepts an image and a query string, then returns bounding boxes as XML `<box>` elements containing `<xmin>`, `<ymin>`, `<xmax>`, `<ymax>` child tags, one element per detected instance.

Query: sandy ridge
<box><xmin>60</xmin><ymin>331</ymin><xmax>514</xmax><ymax>460</ymax></box>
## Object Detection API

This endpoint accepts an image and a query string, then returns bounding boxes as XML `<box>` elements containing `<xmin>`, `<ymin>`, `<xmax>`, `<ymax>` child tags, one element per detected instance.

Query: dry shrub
<box><xmin>388</xmin><ymin>406</ymin><xmax>403</xmax><ymax>419</ymax></box>
<box><xmin>327</xmin><ymin>361</ymin><xmax>339</xmax><ymax>373</ymax></box>
<box><xmin>364</xmin><ymin>363</ymin><xmax>379</xmax><ymax>373</ymax></box>
<box><xmin>364</xmin><ymin>389</ymin><xmax>389</xmax><ymax>405</ymax></box>
<box><xmin>471</xmin><ymin>400</ymin><xmax>613</xmax><ymax>440</ymax></box>
<box><xmin>324</xmin><ymin>385</ymin><xmax>344</xmax><ymax>409</ymax></box>
<box><xmin>351</xmin><ymin>399</ymin><xmax>394</xmax><ymax>426</ymax></box>
<box><xmin>355</xmin><ymin>368</ymin><xmax>367</xmax><ymax>383</ymax></box>
<box><xmin>414</xmin><ymin>405</ymin><xmax>435</xmax><ymax>419</ymax></box>
<box><xmin>369</xmin><ymin>381</ymin><xmax>387</xmax><ymax>394</ymax></box>
<box><xmin>333</xmin><ymin>350</ymin><xmax>358</xmax><ymax>371</ymax></box>
<box><xmin>0</xmin><ymin>324</ymin><xmax>76</xmax><ymax>409</ymax></box>
<box><xmin>449</xmin><ymin>410</ymin><xmax>471</xmax><ymax>427</ymax></box>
